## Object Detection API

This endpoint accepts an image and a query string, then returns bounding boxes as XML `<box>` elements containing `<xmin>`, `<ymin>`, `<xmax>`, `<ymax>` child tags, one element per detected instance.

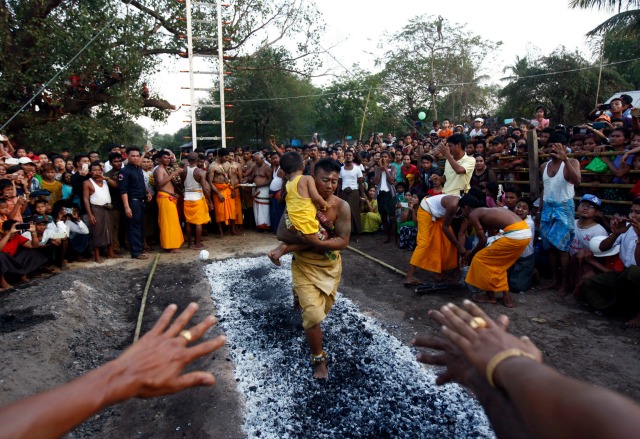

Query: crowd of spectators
<box><xmin>0</xmin><ymin>93</ymin><xmax>638</xmax><ymax>325</ymax></box>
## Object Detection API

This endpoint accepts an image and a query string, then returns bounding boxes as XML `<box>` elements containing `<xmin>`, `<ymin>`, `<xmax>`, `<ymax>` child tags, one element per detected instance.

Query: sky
<box><xmin>137</xmin><ymin>0</ymin><xmax>614</xmax><ymax>137</ymax></box>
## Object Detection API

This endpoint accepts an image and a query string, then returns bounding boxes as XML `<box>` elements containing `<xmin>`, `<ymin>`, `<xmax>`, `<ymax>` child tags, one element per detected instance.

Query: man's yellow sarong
<box><xmin>466</xmin><ymin>220</ymin><xmax>532</xmax><ymax>292</ymax></box>
<box><xmin>409</xmin><ymin>207</ymin><xmax>458</xmax><ymax>274</ymax></box>
<box><xmin>157</xmin><ymin>193</ymin><xmax>184</xmax><ymax>249</ymax></box>
<box><xmin>213</xmin><ymin>183</ymin><xmax>235</xmax><ymax>225</ymax></box>
<box><xmin>184</xmin><ymin>195</ymin><xmax>211</xmax><ymax>225</ymax></box>
<box><xmin>291</xmin><ymin>250</ymin><xmax>342</xmax><ymax>330</ymax></box>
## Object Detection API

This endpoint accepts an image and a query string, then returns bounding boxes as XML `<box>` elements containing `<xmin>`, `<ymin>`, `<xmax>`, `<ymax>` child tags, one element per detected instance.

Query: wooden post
<box><xmin>527</xmin><ymin>129</ymin><xmax>540</xmax><ymax>199</ymax></box>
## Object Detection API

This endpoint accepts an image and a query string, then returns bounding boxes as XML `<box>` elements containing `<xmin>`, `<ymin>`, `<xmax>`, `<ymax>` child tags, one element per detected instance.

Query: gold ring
<box><xmin>469</xmin><ymin>317</ymin><xmax>488</xmax><ymax>330</ymax></box>
<box><xmin>179</xmin><ymin>330</ymin><xmax>192</xmax><ymax>342</ymax></box>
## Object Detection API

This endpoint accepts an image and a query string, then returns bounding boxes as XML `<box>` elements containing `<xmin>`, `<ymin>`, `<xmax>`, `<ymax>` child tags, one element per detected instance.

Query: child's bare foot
<box><xmin>95</xmin><ymin>257</ymin><xmax>104</xmax><ymax>263</ymax></box>
<box><xmin>268</xmin><ymin>244</ymin><xmax>285</xmax><ymax>266</ymax></box>
<box><xmin>268</xmin><ymin>250</ymin><xmax>282</xmax><ymax>267</ymax></box>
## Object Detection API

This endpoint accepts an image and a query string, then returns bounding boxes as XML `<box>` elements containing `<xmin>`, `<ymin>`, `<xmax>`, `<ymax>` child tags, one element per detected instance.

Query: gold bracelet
<box><xmin>486</xmin><ymin>348</ymin><xmax>539</xmax><ymax>389</ymax></box>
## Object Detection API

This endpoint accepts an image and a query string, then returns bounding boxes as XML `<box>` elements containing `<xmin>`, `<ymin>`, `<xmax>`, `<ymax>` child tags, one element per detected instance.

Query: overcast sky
<box><xmin>137</xmin><ymin>0</ymin><xmax>613</xmax><ymax>137</ymax></box>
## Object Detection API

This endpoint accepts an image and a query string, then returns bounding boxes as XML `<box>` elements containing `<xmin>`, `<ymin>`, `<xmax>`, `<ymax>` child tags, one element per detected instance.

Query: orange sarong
<box><xmin>409</xmin><ymin>207</ymin><xmax>458</xmax><ymax>274</ymax></box>
<box><xmin>184</xmin><ymin>196</ymin><xmax>211</xmax><ymax>225</ymax></box>
<box><xmin>157</xmin><ymin>193</ymin><xmax>184</xmax><ymax>250</ymax></box>
<box><xmin>232</xmin><ymin>186</ymin><xmax>243</xmax><ymax>225</ymax></box>
<box><xmin>466</xmin><ymin>220</ymin><xmax>532</xmax><ymax>292</ymax></box>
<box><xmin>213</xmin><ymin>183</ymin><xmax>235</xmax><ymax>225</ymax></box>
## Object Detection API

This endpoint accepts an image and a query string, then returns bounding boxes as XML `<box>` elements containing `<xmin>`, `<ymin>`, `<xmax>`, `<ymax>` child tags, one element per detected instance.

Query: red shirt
<box><xmin>401</xmin><ymin>164</ymin><xmax>419</xmax><ymax>179</ymax></box>
<box><xmin>2</xmin><ymin>234</ymin><xmax>28</xmax><ymax>257</ymax></box>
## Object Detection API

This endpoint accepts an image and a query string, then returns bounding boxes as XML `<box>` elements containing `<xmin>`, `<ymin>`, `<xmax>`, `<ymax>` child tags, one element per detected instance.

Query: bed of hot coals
<box><xmin>205</xmin><ymin>257</ymin><xmax>493</xmax><ymax>439</ymax></box>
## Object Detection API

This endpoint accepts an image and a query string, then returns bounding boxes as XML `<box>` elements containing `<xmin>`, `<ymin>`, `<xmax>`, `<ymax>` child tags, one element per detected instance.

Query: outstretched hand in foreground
<box><xmin>0</xmin><ymin>303</ymin><xmax>226</xmax><ymax>439</ymax></box>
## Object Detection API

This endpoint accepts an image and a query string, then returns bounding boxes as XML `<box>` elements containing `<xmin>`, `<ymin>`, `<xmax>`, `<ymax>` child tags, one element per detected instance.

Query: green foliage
<box><xmin>600</xmin><ymin>32</ymin><xmax>640</xmax><ymax>88</ymax></box>
<box><xmin>570</xmin><ymin>0</ymin><xmax>640</xmax><ymax>36</ymax></box>
<box><xmin>0</xmin><ymin>0</ymin><xmax>323</xmax><ymax>150</ymax></box>
<box><xmin>313</xmin><ymin>70</ymin><xmax>401</xmax><ymax>142</ymax></box>
<box><xmin>380</xmin><ymin>15</ymin><xmax>500</xmax><ymax>123</ymax></box>
<box><xmin>497</xmin><ymin>47</ymin><xmax>631</xmax><ymax>125</ymax></box>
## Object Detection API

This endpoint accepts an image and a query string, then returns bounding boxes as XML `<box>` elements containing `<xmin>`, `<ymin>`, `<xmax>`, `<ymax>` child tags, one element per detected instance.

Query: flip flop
<box><xmin>471</xmin><ymin>293</ymin><xmax>497</xmax><ymax>304</ymax></box>
<box><xmin>133</xmin><ymin>254</ymin><xmax>149</xmax><ymax>260</ymax></box>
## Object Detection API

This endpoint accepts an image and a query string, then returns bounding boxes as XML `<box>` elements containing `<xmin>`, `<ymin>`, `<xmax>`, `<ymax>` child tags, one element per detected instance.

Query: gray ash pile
<box><xmin>206</xmin><ymin>257</ymin><xmax>493</xmax><ymax>439</ymax></box>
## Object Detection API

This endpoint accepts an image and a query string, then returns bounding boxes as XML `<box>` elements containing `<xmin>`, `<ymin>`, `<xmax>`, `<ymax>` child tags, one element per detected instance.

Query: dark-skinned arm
<box><xmin>443</xmin><ymin>147</ymin><xmax>466</xmax><ymax>174</ymax></box>
<box><xmin>442</xmin><ymin>203</ymin><xmax>466</xmax><ymax>254</ymax></box>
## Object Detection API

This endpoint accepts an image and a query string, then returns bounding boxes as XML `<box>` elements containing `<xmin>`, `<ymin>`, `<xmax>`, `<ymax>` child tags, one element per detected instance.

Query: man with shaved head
<box><xmin>154</xmin><ymin>150</ymin><xmax>184</xmax><ymax>252</ymax></box>
<box><xmin>180</xmin><ymin>152</ymin><xmax>213</xmax><ymax>249</ymax></box>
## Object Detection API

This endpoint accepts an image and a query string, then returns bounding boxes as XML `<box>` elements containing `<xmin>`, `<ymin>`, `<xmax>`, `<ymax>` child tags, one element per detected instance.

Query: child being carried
<box><xmin>268</xmin><ymin>152</ymin><xmax>336</xmax><ymax>266</ymax></box>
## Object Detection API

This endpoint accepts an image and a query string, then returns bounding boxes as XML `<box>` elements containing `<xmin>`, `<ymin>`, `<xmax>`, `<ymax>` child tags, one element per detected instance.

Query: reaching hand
<box><xmin>431</xmin><ymin>300</ymin><xmax>542</xmax><ymax>376</ymax></box>
<box><xmin>110</xmin><ymin>303</ymin><xmax>226</xmax><ymax>400</ymax></box>
<box><xmin>413</xmin><ymin>312</ymin><xmax>510</xmax><ymax>387</ymax></box>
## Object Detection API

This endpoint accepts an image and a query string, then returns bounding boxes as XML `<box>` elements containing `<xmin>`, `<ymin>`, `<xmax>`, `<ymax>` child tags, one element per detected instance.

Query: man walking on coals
<box><xmin>275</xmin><ymin>158</ymin><xmax>351</xmax><ymax>379</ymax></box>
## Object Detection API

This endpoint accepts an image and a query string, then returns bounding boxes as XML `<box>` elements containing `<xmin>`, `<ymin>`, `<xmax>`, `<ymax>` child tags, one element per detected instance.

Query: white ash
<box><xmin>205</xmin><ymin>256</ymin><xmax>494</xmax><ymax>439</ymax></box>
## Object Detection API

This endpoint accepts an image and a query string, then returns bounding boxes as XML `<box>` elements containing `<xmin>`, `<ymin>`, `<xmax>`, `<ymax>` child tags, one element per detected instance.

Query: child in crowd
<box><xmin>507</xmin><ymin>198</ymin><xmax>537</xmax><ymax>295</ymax></box>
<box><xmin>485</xmin><ymin>182</ymin><xmax>500</xmax><ymax>208</ymax></box>
<box><xmin>60</xmin><ymin>172</ymin><xmax>73</xmax><ymax>200</ymax></box>
<box><xmin>39</xmin><ymin>163</ymin><xmax>62</xmax><ymax>206</ymax></box>
<box><xmin>502</xmin><ymin>185</ymin><xmax>520</xmax><ymax>212</ymax></box>
<box><xmin>31</xmin><ymin>199</ymin><xmax>53</xmax><ymax>223</ymax></box>
<box><xmin>567</xmin><ymin>194</ymin><xmax>608</xmax><ymax>297</ymax></box>
<box><xmin>0</xmin><ymin>179</ymin><xmax>27</xmax><ymax>222</ymax></box>
<box><xmin>427</xmin><ymin>173</ymin><xmax>444</xmax><ymax>196</ymax></box>
<box><xmin>267</xmin><ymin>152</ymin><xmax>333</xmax><ymax>266</ymax></box>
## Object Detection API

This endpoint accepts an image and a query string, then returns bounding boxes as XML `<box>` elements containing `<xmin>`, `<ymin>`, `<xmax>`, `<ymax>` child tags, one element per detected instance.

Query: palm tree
<box><xmin>570</xmin><ymin>0</ymin><xmax>640</xmax><ymax>36</ymax></box>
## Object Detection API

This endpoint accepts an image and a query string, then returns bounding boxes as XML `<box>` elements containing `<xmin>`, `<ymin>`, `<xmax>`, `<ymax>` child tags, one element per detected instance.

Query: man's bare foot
<box><xmin>20</xmin><ymin>275</ymin><xmax>28</xmax><ymax>283</ymax></box>
<box><xmin>193</xmin><ymin>245</ymin><xmax>204</xmax><ymax>250</ymax></box>
<box><xmin>107</xmin><ymin>253</ymin><xmax>123</xmax><ymax>259</ymax></box>
<box><xmin>168</xmin><ymin>248</ymin><xmax>183</xmax><ymax>253</ymax></box>
<box><xmin>502</xmin><ymin>293</ymin><xmax>514</xmax><ymax>308</ymax></box>
<box><xmin>95</xmin><ymin>257</ymin><xmax>104</xmax><ymax>263</ymax></box>
<box><xmin>626</xmin><ymin>315</ymin><xmax>640</xmax><ymax>328</ymax></box>
<box><xmin>554</xmin><ymin>287</ymin><xmax>570</xmax><ymax>298</ymax></box>
<box><xmin>403</xmin><ymin>277</ymin><xmax>422</xmax><ymax>287</ymax></box>
<box><xmin>231</xmin><ymin>229</ymin><xmax>240</xmax><ymax>236</ymax></box>
<box><xmin>471</xmin><ymin>293</ymin><xmax>497</xmax><ymax>304</ymax></box>
<box><xmin>313</xmin><ymin>361</ymin><xmax>328</xmax><ymax>380</ymax></box>
<box><xmin>543</xmin><ymin>280</ymin><xmax>560</xmax><ymax>290</ymax></box>
<box><xmin>382</xmin><ymin>237</ymin><xmax>391</xmax><ymax>244</ymax></box>
<box><xmin>293</xmin><ymin>295</ymin><xmax>301</xmax><ymax>312</ymax></box>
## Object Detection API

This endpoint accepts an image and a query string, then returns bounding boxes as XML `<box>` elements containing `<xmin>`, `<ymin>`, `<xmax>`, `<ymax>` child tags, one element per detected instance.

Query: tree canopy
<box><xmin>0</xmin><ymin>0</ymin><xmax>323</xmax><ymax>149</ymax></box>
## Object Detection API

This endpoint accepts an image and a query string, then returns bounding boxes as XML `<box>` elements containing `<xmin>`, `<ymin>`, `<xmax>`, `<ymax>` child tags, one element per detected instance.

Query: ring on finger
<box><xmin>179</xmin><ymin>329</ymin><xmax>192</xmax><ymax>342</ymax></box>
<box><xmin>469</xmin><ymin>316</ymin><xmax>488</xmax><ymax>330</ymax></box>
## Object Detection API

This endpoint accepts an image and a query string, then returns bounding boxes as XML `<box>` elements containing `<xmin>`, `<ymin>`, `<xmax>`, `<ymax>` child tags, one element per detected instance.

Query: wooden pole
<box><xmin>359</xmin><ymin>89</ymin><xmax>371</xmax><ymax>141</ymax></box>
<box><xmin>595</xmin><ymin>33</ymin><xmax>606</xmax><ymax>108</ymax></box>
<box><xmin>527</xmin><ymin>129</ymin><xmax>540</xmax><ymax>199</ymax></box>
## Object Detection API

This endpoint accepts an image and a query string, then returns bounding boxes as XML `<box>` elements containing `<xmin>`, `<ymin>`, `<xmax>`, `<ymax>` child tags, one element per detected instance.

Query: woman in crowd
<box><xmin>361</xmin><ymin>186</ymin><xmax>381</xmax><ymax>233</ymax></box>
<box><xmin>470</xmin><ymin>154</ymin><xmax>496</xmax><ymax>190</ymax></box>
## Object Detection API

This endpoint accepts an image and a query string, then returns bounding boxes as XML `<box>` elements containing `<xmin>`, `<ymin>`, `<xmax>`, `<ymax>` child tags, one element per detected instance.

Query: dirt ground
<box><xmin>1</xmin><ymin>228</ymin><xmax>639</xmax><ymax>438</ymax></box>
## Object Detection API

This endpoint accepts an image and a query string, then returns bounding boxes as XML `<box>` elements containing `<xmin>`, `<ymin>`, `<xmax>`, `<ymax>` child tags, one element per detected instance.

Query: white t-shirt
<box><xmin>569</xmin><ymin>220</ymin><xmax>607</xmax><ymax>256</ymax></box>
<box><xmin>520</xmin><ymin>216</ymin><xmax>536</xmax><ymax>258</ymax></box>
<box><xmin>339</xmin><ymin>166</ymin><xmax>362</xmax><ymax>190</ymax></box>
